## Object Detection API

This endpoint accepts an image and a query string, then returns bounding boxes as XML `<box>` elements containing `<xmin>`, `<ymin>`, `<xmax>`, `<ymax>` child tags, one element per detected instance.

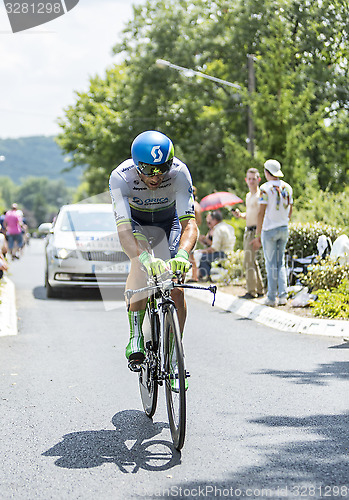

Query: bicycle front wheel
<box><xmin>139</xmin><ymin>305</ymin><xmax>159</xmax><ymax>418</ymax></box>
<box><xmin>163</xmin><ymin>304</ymin><xmax>186</xmax><ymax>450</ymax></box>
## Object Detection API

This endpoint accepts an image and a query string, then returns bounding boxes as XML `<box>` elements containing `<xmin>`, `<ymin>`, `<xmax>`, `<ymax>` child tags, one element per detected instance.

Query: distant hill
<box><xmin>0</xmin><ymin>135</ymin><xmax>83</xmax><ymax>187</ymax></box>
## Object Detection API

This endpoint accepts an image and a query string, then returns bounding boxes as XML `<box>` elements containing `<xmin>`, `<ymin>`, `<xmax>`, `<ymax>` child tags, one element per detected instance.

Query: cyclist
<box><xmin>109</xmin><ymin>130</ymin><xmax>198</xmax><ymax>376</ymax></box>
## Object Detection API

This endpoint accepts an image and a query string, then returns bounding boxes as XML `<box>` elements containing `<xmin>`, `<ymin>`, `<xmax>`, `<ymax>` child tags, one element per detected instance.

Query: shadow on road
<box><xmin>33</xmin><ymin>286</ymin><xmax>125</xmax><ymax>302</ymax></box>
<box><xmin>43</xmin><ymin>410</ymin><xmax>180</xmax><ymax>473</ymax></box>
<box><xmin>329</xmin><ymin>341</ymin><xmax>349</xmax><ymax>349</ymax></box>
<box><xmin>255</xmin><ymin>361</ymin><xmax>349</xmax><ymax>386</ymax></box>
<box><xmin>146</xmin><ymin>412</ymin><xmax>349</xmax><ymax>498</ymax></box>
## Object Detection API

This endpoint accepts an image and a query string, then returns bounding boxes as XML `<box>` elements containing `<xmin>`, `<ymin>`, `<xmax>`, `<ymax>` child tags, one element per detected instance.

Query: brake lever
<box><xmin>208</xmin><ymin>285</ymin><xmax>217</xmax><ymax>306</ymax></box>
<box><xmin>174</xmin><ymin>270</ymin><xmax>184</xmax><ymax>285</ymax></box>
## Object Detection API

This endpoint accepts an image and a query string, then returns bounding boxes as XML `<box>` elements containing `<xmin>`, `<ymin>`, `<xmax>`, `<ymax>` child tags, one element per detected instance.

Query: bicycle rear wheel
<box><xmin>163</xmin><ymin>304</ymin><xmax>186</xmax><ymax>450</ymax></box>
<box><xmin>139</xmin><ymin>302</ymin><xmax>159</xmax><ymax>418</ymax></box>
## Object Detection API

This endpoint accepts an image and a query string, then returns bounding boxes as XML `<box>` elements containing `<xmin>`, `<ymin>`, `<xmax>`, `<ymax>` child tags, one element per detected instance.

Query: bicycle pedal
<box><xmin>128</xmin><ymin>359</ymin><xmax>142</xmax><ymax>372</ymax></box>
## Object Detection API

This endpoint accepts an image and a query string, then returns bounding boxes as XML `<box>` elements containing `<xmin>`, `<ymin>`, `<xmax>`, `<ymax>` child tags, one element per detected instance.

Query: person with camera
<box><xmin>232</xmin><ymin>167</ymin><xmax>264</xmax><ymax>299</ymax></box>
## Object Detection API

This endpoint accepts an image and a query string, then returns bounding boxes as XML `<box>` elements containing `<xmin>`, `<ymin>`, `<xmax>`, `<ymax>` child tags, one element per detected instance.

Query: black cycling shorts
<box><xmin>131</xmin><ymin>212</ymin><xmax>181</xmax><ymax>260</ymax></box>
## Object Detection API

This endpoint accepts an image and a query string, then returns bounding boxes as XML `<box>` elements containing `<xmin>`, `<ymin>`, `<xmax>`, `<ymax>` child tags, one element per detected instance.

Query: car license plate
<box><xmin>92</xmin><ymin>262</ymin><xmax>130</xmax><ymax>274</ymax></box>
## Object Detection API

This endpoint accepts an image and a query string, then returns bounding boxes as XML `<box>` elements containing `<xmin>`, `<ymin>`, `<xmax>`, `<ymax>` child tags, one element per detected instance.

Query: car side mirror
<box><xmin>38</xmin><ymin>222</ymin><xmax>53</xmax><ymax>234</ymax></box>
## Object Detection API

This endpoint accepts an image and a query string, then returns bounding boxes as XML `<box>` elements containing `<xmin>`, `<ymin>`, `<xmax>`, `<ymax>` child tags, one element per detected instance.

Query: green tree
<box><xmin>0</xmin><ymin>176</ymin><xmax>17</xmax><ymax>209</ymax></box>
<box><xmin>16</xmin><ymin>177</ymin><xmax>73</xmax><ymax>225</ymax></box>
<box><xmin>249</xmin><ymin>0</ymin><xmax>349</xmax><ymax>192</ymax></box>
<box><xmin>56</xmin><ymin>0</ymin><xmax>349</xmax><ymax>200</ymax></box>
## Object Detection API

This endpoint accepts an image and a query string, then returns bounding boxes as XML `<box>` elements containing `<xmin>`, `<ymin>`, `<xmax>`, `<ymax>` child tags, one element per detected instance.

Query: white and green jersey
<box><xmin>109</xmin><ymin>157</ymin><xmax>195</xmax><ymax>226</ymax></box>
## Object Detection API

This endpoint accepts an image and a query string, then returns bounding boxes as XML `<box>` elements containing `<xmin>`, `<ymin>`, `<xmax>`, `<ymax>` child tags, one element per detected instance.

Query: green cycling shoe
<box><xmin>126</xmin><ymin>336</ymin><xmax>145</xmax><ymax>372</ymax></box>
<box><xmin>170</xmin><ymin>365</ymin><xmax>189</xmax><ymax>393</ymax></box>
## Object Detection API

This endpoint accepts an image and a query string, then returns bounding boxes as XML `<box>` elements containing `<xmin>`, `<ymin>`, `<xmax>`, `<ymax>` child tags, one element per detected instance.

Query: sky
<box><xmin>0</xmin><ymin>0</ymin><xmax>143</xmax><ymax>139</ymax></box>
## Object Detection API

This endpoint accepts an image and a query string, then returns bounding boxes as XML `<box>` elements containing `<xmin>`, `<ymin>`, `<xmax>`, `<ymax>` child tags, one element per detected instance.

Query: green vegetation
<box><xmin>0</xmin><ymin>176</ymin><xmax>74</xmax><ymax>227</ymax></box>
<box><xmin>311</xmin><ymin>279</ymin><xmax>349</xmax><ymax>319</ymax></box>
<box><xmin>0</xmin><ymin>136</ymin><xmax>82</xmax><ymax>226</ymax></box>
<box><xmin>56</xmin><ymin>0</ymin><xmax>348</xmax><ymax>204</ymax></box>
<box><xmin>292</xmin><ymin>186</ymin><xmax>349</xmax><ymax>230</ymax></box>
<box><xmin>286</xmin><ymin>222</ymin><xmax>342</xmax><ymax>258</ymax></box>
<box><xmin>216</xmin><ymin>221</ymin><xmax>349</xmax><ymax>319</ymax></box>
<box><xmin>302</xmin><ymin>256</ymin><xmax>349</xmax><ymax>292</ymax></box>
<box><xmin>212</xmin><ymin>250</ymin><xmax>245</xmax><ymax>285</ymax></box>
<box><xmin>0</xmin><ymin>136</ymin><xmax>82</xmax><ymax>187</ymax></box>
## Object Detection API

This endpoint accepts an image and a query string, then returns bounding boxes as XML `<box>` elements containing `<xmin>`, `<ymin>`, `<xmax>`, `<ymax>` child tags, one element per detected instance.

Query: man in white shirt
<box><xmin>199</xmin><ymin>210</ymin><xmax>235</xmax><ymax>280</ymax></box>
<box><xmin>251</xmin><ymin>159</ymin><xmax>293</xmax><ymax>307</ymax></box>
<box><xmin>233</xmin><ymin>168</ymin><xmax>264</xmax><ymax>298</ymax></box>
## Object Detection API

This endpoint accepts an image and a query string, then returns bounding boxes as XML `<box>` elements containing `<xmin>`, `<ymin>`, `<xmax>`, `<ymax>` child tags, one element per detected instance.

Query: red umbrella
<box><xmin>199</xmin><ymin>191</ymin><xmax>243</xmax><ymax>211</ymax></box>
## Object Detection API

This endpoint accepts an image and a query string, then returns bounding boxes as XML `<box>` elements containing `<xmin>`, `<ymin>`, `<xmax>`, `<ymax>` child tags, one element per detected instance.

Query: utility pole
<box><xmin>247</xmin><ymin>54</ymin><xmax>256</xmax><ymax>157</ymax></box>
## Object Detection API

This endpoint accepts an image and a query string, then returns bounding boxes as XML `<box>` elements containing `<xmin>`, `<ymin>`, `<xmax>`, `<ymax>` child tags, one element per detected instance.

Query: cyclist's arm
<box><xmin>178</xmin><ymin>218</ymin><xmax>198</xmax><ymax>255</ymax></box>
<box><xmin>173</xmin><ymin>166</ymin><xmax>198</xmax><ymax>254</ymax></box>
<box><xmin>117</xmin><ymin>221</ymin><xmax>145</xmax><ymax>260</ymax></box>
<box><xmin>109</xmin><ymin>171</ymin><xmax>143</xmax><ymax>260</ymax></box>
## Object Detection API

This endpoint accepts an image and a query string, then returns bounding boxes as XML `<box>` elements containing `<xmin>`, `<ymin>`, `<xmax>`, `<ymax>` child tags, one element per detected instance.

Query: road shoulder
<box><xmin>185</xmin><ymin>287</ymin><xmax>349</xmax><ymax>338</ymax></box>
<box><xmin>1</xmin><ymin>274</ymin><xmax>348</xmax><ymax>339</ymax></box>
<box><xmin>0</xmin><ymin>277</ymin><xmax>18</xmax><ymax>337</ymax></box>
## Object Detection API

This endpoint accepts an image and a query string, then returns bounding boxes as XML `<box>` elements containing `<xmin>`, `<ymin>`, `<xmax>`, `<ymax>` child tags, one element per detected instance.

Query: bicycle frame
<box><xmin>125</xmin><ymin>272</ymin><xmax>217</xmax><ymax>450</ymax></box>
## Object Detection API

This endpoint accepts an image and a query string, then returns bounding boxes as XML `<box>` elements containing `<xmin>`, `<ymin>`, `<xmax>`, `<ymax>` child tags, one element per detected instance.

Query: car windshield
<box><xmin>58</xmin><ymin>210</ymin><xmax>116</xmax><ymax>232</ymax></box>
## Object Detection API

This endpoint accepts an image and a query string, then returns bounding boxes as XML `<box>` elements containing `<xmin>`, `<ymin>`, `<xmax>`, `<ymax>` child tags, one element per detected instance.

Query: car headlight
<box><xmin>54</xmin><ymin>248</ymin><xmax>78</xmax><ymax>259</ymax></box>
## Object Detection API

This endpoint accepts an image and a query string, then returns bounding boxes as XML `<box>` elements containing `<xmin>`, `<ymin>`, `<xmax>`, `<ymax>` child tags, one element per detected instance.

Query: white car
<box><xmin>41</xmin><ymin>203</ymin><xmax>130</xmax><ymax>298</ymax></box>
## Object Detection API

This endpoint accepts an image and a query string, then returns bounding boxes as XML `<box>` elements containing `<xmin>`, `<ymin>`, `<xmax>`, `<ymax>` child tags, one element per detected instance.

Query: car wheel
<box><xmin>45</xmin><ymin>269</ymin><xmax>61</xmax><ymax>299</ymax></box>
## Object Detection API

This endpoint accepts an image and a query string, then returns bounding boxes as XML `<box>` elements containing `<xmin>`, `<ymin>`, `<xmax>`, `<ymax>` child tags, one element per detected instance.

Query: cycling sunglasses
<box><xmin>137</xmin><ymin>158</ymin><xmax>173</xmax><ymax>177</ymax></box>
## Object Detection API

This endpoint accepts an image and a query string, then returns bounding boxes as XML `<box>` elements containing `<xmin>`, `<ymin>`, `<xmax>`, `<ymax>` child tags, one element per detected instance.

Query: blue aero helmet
<box><xmin>131</xmin><ymin>130</ymin><xmax>175</xmax><ymax>176</ymax></box>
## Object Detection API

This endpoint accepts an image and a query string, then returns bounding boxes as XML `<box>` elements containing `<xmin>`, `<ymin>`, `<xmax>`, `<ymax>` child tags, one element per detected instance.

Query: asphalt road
<box><xmin>1</xmin><ymin>240</ymin><xmax>349</xmax><ymax>500</ymax></box>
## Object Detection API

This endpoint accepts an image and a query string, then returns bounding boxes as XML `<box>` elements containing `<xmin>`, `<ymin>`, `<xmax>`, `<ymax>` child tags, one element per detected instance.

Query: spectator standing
<box><xmin>199</xmin><ymin>210</ymin><xmax>235</xmax><ymax>281</ymax></box>
<box><xmin>233</xmin><ymin>168</ymin><xmax>264</xmax><ymax>299</ymax></box>
<box><xmin>4</xmin><ymin>203</ymin><xmax>24</xmax><ymax>259</ymax></box>
<box><xmin>251</xmin><ymin>160</ymin><xmax>293</xmax><ymax>307</ymax></box>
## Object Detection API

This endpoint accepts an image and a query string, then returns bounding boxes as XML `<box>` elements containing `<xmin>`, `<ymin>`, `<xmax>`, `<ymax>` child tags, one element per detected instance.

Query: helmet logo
<box><xmin>151</xmin><ymin>145</ymin><xmax>163</xmax><ymax>163</ymax></box>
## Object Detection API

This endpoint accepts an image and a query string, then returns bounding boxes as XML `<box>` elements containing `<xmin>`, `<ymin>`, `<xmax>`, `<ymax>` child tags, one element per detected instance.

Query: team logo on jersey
<box><xmin>132</xmin><ymin>197</ymin><xmax>143</xmax><ymax>205</ymax></box>
<box><xmin>131</xmin><ymin>196</ymin><xmax>169</xmax><ymax>206</ymax></box>
<box><xmin>122</xmin><ymin>165</ymin><xmax>133</xmax><ymax>172</ymax></box>
<box><xmin>151</xmin><ymin>146</ymin><xmax>163</xmax><ymax>163</ymax></box>
<box><xmin>144</xmin><ymin>197</ymin><xmax>168</xmax><ymax>205</ymax></box>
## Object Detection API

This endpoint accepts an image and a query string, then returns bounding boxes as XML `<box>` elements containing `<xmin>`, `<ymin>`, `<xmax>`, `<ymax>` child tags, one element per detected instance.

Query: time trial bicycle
<box><xmin>125</xmin><ymin>272</ymin><xmax>216</xmax><ymax>451</ymax></box>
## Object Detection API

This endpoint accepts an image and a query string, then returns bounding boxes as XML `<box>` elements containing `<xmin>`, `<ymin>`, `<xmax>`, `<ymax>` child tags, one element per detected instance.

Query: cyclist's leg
<box><xmin>167</xmin><ymin>215</ymin><xmax>188</xmax><ymax>333</ymax></box>
<box><xmin>125</xmin><ymin>226</ymin><xmax>149</xmax><ymax>369</ymax></box>
<box><xmin>125</xmin><ymin>261</ymin><xmax>148</xmax><ymax>367</ymax></box>
<box><xmin>171</xmin><ymin>287</ymin><xmax>186</xmax><ymax>334</ymax></box>
<box><xmin>155</xmin><ymin>215</ymin><xmax>187</xmax><ymax>334</ymax></box>
<box><xmin>166</xmin><ymin>216</ymin><xmax>189</xmax><ymax>393</ymax></box>
<box><xmin>163</xmin><ymin>304</ymin><xmax>187</xmax><ymax>449</ymax></box>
